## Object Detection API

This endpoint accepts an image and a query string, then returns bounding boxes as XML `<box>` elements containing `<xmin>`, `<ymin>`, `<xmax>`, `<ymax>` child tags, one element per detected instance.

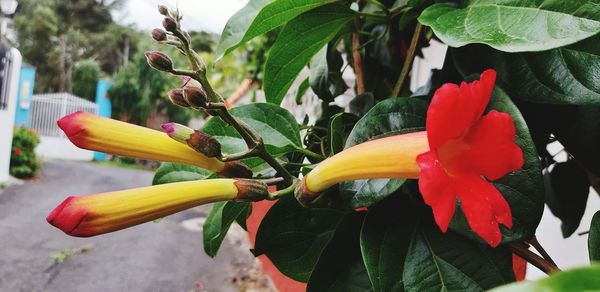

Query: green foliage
<box><xmin>72</xmin><ymin>60</ymin><xmax>101</xmax><ymax>100</ymax></box>
<box><xmin>13</xmin><ymin>0</ymin><xmax>129</xmax><ymax>93</ymax></box>
<box><xmin>589</xmin><ymin>211</ymin><xmax>600</xmax><ymax>262</ymax></box>
<box><xmin>9</xmin><ymin>127</ymin><xmax>41</xmax><ymax>179</ymax></box>
<box><xmin>263</xmin><ymin>4</ymin><xmax>355</xmax><ymax>104</ymax></box>
<box><xmin>203</xmin><ymin>201</ymin><xmax>251</xmax><ymax>257</ymax></box>
<box><xmin>490</xmin><ymin>266</ymin><xmax>600</xmax><ymax>292</ymax></box>
<box><xmin>419</xmin><ymin>1</ymin><xmax>600</xmax><ymax>52</ymax></box>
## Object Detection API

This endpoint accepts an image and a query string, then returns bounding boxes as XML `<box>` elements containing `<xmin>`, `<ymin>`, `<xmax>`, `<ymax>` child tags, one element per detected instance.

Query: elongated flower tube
<box><xmin>47</xmin><ymin>179</ymin><xmax>267</xmax><ymax>237</ymax></box>
<box><xmin>297</xmin><ymin>69</ymin><xmax>523</xmax><ymax>247</ymax></box>
<box><xmin>58</xmin><ymin>111</ymin><xmax>249</xmax><ymax>177</ymax></box>
<box><xmin>297</xmin><ymin>131</ymin><xmax>429</xmax><ymax>203</ymax></box>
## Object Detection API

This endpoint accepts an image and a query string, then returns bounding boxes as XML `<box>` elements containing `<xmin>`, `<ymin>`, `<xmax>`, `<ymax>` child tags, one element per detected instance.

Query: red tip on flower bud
<box><xmin>183</xmin><ymin>85</ymin><xmax>208</xmax><ymax>108</ymax></box>
<box><xmin>163</xmin><ymin>16</ymin><xmax>177</xmax><ymax>32</ymax></box>
<box><xmin>186</xmin><ymin>130</ymin><xmax>221</xmax><ymax>158</ymax></box>
<box><xmin>234</xmin><ymin>179</ymin><xmax>268</xmax><ymax>202</ymax></box>
<box><xmin>145</xmin><ymin>51</ymin><xmax>173</xmax><ymax>72</ymax></box>
<box><xmin>219</xmin><ymin>161</ymin><xmax>253</xmax><ymax>178</ymax></box>
<box><xmin>158</xmin><ymin>5</ymin><xmax>169</xmax><ymax>16</ymax></box>
<box><xmin>168</xmin><ymin>89</ymin><xmax>189</xmax><ymax>107</ymax></box>
<box><xmin>151</xmin><ymin>28</ymin><xmax>167</xmax><ymax>42</ymax></box>
<box><xmin>294</xmin><ymin>178</ymin><xmax>321</xmax><ymax>207</ymax></box>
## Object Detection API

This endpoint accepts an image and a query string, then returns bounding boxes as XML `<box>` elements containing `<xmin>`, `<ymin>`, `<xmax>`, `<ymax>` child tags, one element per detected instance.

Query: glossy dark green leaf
<box><xmin>450</xmin><ymin>87</ymin><xmax>545</xmax><ymax>243</ymax></box>
<box><xmin>589</xmin><ymin>211</ymin><xmax>600</xmax><ymax>261</ymax></box>
<box><xmin>203</xmin><ymin>201</ymin><xmax>252</xmax><ymax>257</ymax></box>
<box><xmin>349</xmin><ymin>93</ymin><xmax>375</xmax><ymax>117</ymax></box>
<box><xmin>263</xmin><ymin>4</ymin><xmax>355</xmax><ymax>104</ymax></box>
<box><xmin>340</xmin><ymin>97</ymin><xmax>428</xmax><ymax>208</ymax></box>
<box><xmin>152</xmin><ymin>162</ymin><xmax>215</xmax><ymax>185</ymax></box>
<box><xmin>451</xmin><ymin>35</ymin><xmax>600</xmax><ymax>105</ymax></box>
<box><xmin>235</xmin><ymin>204</ymin><xmax>253</xmax><ymax>231</ymax></box>
<box><xmin>202</xmin><ymin>103</ymin><xmax>302</xmax><ymax>173</ymax></box>
<box><xmin>254</xmin><ymin>195</ymin><xmax>346</xmax><ymax>282</ymax></box>
<box><xmin>309</xmin><ymin>45</ymin><xmax>348</xmax><ymax>102</ymax></box>
<box><xmin>489</xmin><ymin>266</ymin><xmax>600</xmax><ymax>292</ymax></box>
<box><xmin>361</xmin><ymin>195</ymin><xmax>417</xmax><ymax>292</ymax></box>
<box><xmin>404</xmin><ymin>220</ymin><xmax>515</xmax><ymax>291</ymax></box>
<box><xmin>419</xmin><ymin>2</ymin><xmax>600</xmax><ymax>52</ymax></box>
<box><xmin>307</xmin><ymin>212</ymin><xmax>372</xmax><ymax>292</ymax></box>
<box><xmin>216</xmin><ymin>0</ymin><xmax>339</xmax><ymax>60</ymax></box>
<box><xmin>328</xmin><ymin>112</ymin><xmax>359</xmax><ymax>156</ymax></box>
<box><xmin>545</xmin><ymin>160</ymin><xmax>591</xmax><ymax>237</ymax></box>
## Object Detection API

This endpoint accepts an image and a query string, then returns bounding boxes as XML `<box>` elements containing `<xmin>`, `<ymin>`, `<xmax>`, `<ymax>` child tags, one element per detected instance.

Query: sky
<box><xmin>112</xmin><ymin>0</ymin><xmax>249</xmax><ymax>34</ymax></box>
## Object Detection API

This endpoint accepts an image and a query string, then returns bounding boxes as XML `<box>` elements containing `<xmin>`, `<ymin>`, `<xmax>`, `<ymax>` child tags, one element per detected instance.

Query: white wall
<box><xmin>0</xmin><ymin>48</ymin><xmax>22</xmax><ymax>183</ymax></box>
<box><xmin>36</xmin><ymin>136</ymin><xmax>94</xmax><ymax>161</ymax></box>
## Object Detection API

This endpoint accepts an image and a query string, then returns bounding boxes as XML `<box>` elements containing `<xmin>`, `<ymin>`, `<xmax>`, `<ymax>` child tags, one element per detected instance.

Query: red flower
<box><xmin>13</xmin><ymin>148</ymin><xmax>22</xmax><ymax>156</ymax></box>
<box><xmin>416</xmin><ymin>69</ymin><xmax>524</xmax><ymax>247</ymax></box>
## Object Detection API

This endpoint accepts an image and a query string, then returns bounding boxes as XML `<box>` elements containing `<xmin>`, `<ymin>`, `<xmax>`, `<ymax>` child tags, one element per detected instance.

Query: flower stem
<box><xmin>527</xmin><ymin>236</ymin><xmax>558</xmax><ymax>267</ymax></box>
<box><xmin>391</xmin><ymin>23</ymin><xmax>423</xmax><ymax>97</ymax></box>
<box><xmin>167</xmin><ymin>17</ymin><xmax>296</xmax><ymax>189</ymax></box>
<box><xmin>507</xmin><ymin>242</ymin><xmax>560</xmax><ymax>275</ymax></box>
<box><xmin>352</xmin><ymin>15</ymin><xmax>365</xmax><ymax>95</ymax></box>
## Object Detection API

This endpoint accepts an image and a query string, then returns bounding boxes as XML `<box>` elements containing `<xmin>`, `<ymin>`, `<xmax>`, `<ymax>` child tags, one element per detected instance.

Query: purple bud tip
<box><xmin>161</xmin><ymin>123</ymin><xmax>175</xmax><ymax>135</ymax></box>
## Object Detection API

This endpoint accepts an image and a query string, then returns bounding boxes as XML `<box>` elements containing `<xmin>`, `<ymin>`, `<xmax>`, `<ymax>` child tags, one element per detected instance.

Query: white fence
<box><xmin>30</xmin><ymin>93</ymin><xmax>98</xmax><ymax>161</ymax></box>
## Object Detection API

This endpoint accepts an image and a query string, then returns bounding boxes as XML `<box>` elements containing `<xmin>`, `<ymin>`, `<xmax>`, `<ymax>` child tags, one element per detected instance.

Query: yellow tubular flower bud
<box><xmin>304</xmin><ymin>131</ymin><xmax>429</xmax><ymax>193</ymax></box>
<box><xmin>57</xmin><ymin>111</ymin><xmax>226</xmax><ymax>173</ymax></box>
<box><xmin>47</xmin><ymin>179</ymin><xmax>247</xmax><ymax>237</ymax></box>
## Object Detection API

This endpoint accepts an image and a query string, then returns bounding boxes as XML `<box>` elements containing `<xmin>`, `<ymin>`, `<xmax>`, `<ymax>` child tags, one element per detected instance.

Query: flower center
<box><xmin>437</xmin><ymin>138</ymin><xmax>470</xmax><ymax>176</ymax></box>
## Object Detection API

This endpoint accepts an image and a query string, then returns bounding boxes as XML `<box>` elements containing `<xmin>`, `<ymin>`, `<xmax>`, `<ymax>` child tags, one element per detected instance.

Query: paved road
<box><xmin>0</xmin><ymin>161</ymin><xmax>263</xmax><ymax>292</ymax></box>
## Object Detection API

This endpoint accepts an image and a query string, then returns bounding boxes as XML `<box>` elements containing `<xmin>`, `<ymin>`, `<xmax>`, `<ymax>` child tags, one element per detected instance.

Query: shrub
<box><xmin>10</xmin><ymin>126</ymin><xmax>41</xmax><ymax>179</ymax></box>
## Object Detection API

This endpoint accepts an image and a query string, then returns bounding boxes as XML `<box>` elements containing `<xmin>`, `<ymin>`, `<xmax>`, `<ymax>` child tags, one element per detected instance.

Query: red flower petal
<box><xmin>454</xmin><ymin>174</ymin><xmax>512</xmax><ymax>247</ymax></box>
<box><xmin>426</xmin><ymin>69</ymin><xmax>496</xmax><ymax>148</ymax></box>
<box><xmin>417</xmin><ymin>150</ymin><xmax>456</xmax><ymax>232</ymax></box>
<box><xmin>463</xmin><ymin>110</ymin><xmax>524</xmax><ymax>181</ymax></box>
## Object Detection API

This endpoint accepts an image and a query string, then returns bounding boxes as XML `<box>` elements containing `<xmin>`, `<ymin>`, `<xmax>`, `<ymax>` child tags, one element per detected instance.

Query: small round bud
<box><xmin>163</xmin><ymin>16</ymin><xmax>177</xmax><ymax>32</ymax></box>
<box><xmin>151</xmin><ymin>28</ymin><xmax>167</xmax><ymax>42</ymax></box>
<box><xmin>183</xmin><ymin>85</ymin><xmax>208</xmax><ymax>108</ymax></box>
<box><xmin>219</xmin><ymin>161</ymin><xmax>253</xmax><ymax>178</ymax></box>
<box><xmin>145</xmin><ymin>51</ymin><xmax>173</xmax><ymax>72</ymax></box>
<box><xmin>158</xmin><ymin>5</ymin><xmax>169</xmax><ymax>16</ymax></box>
<box><xmin>234</xmin><ymin>179</ymin><xmax>268</xmax><ymax>202</ymax></box>
<box><xmin>168</xmin><ymin>89</ymin><xmax>189</xmax><ymax>107</ymax></box>
<box><xmin>186</xmin><ymin>130</ymin><xmax>221</xmax><ymax>158</ymax></box>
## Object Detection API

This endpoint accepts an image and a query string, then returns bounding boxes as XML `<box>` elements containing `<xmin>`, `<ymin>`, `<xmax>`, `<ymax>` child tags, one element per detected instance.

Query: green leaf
<box><xmin>449</xmin><ymin>87</ymin><xmax>545</xmax><ymax>243</ymax></box>
<box><xmin>216</xmin><ymin>0</ymin><xmax>339</xmax><ymax>60</ymax></box>
<box><xmin>328</xmin><ymin>112</ymin><xmax>359</xmax><ymax>156</ymax></box>
<box><xmin>490</xmin><ymin>266</ymin><xmax>600</xmax><ymax>292</ymax></box>
<box><xmin>340</xmin><ymin>97</ymin><xmax>428</xmax><ymax>208</ymax></box>
<box><xmin>589</xmin><ymin>211</ymin><xmax>600</xmax><ymax>261</ymax></box>
<box><xmin>236</xmin><ymin>204</ymin><xmax>253</xmax><ymax>231</ymax></box>
<box><xmin>419</xmin><ymin>2</ymin><xmax>600</xmax><ymax>52</ymax></box>
<box><xmin>295</xmin><ymin>77</ymin><xmax>310</xmax><ymax>105</ymax></box>
<box><xmin>152</xmin><ymin>162</ymin><xmax>215</xmax><ymax>185</ymax></box>
<box><xmin>202</xmin><ymin>103</ymin><xmax>302</xmax><ymax>168</ymax></box>
<box><xmin>307</xmin><ymin>212</ymin><xmax>372</xmax><ymax>292</ymax></box>
<box><xmin>263</xmin><ymin>4</ymin><xmax>355</xmax><ymax>104</ymax></box>
<box><xmin>254</xmin><ymin>195</ymin><xmax>346</xmax><ymax>282</ymax></box>
<box><xmin>203</xmin><ymin>201</ymin><xmax>251</xmax><ymax>257</ymax></box>
<box><xmin>451</xmin><ymin>35</ymin><xmax>600</xmax><ymax>105</ymax></box>
<box><xmin>309</xmin><ymin>44</ymin><xmax>348</xmax><ymax>102</ymax></box>
<box><xmin>361</xmin><ymin>195</ymin><xmax>417</xmax><ymax>292</ymax></box>
<box><xmin>404</xmin><ymin>220</ymin><xmax>515</xmax><ymax>291</ymax></box>
<box><xmin>545</xmin><ymin>160</ymin><xmax>591</xmax><ymax>237</ymax></box>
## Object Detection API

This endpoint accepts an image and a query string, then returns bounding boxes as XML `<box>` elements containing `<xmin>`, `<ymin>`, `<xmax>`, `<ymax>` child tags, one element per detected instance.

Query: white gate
<box><xmin>30</xmin><ymin>93</ymin><xmax>98</xmax><ymax>161</ymax></box>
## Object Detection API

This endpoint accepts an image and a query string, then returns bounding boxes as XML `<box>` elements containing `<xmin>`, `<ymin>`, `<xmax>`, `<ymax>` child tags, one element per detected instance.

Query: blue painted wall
<box><xmin>93</xmin><ymin>80</ymin><xmax>112</xmax><ymax>161</ymax></box>
<box><xmin>14</xmin><ymin>66</ymin><xmax>36</xmax><ymax>127</ymax></box>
